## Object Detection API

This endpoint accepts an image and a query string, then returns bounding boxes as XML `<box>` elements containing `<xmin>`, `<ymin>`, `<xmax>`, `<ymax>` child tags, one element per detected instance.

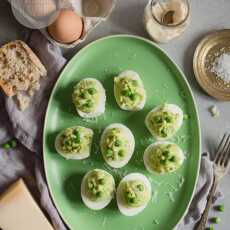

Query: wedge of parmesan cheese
<box><xmin>0</xmin><ymin>179</ymin><xmax>53</xmax><ymax>230</ymax></box>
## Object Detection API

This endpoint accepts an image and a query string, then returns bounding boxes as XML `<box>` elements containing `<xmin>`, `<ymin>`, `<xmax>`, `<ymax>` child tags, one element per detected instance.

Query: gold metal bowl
<box><xmin>193</xmin><ymin>29</ymin><xmax>230</xmax><ymax>101</ymax></box>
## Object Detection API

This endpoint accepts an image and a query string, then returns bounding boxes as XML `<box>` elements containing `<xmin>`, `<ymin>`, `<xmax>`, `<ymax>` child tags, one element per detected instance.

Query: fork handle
<box><xmin>196</xmin><ymin>175</ymin><xmax>218</xmax><ymax>230</ymax></box>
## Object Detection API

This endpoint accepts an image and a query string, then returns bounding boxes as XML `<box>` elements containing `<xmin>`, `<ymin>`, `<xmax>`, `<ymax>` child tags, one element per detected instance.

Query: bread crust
<box><xmin>16</xmin><ymin>40</ymin><xmax>47</xmax><ymax>77</ymax></box>
<box><xmin>0</xmin><ymin>40</ymin><xmax>47</xmax><ymax>97</ymax></box>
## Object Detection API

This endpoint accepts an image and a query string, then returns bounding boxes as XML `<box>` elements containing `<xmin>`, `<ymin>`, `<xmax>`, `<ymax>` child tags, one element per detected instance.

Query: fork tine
<box><xmin>222</xmin><ymin>136</ymin><xmax>230</xmax><ymax>167</ymax></box>
<box><xmin>217</xmin><ymin>134</ymin><xmax>230</xmax><ymax>165</ymax></box>
<box><xmin>214</xmin><ymin>133</ymin><xmax>227</xmax><ymax>163</ymax></box>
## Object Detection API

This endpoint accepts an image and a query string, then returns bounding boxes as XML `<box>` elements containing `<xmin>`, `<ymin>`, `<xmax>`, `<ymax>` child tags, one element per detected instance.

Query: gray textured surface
<box><xmin>0</xmin><ymin>0</ymin><xmax>229</xmax><ymax>229</ymax></box>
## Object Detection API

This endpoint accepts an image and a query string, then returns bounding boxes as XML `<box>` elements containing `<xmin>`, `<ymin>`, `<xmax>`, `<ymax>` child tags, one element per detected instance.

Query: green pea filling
<box><xmin>122</xmin><ymin>180</ymin><xmax>150</xmax><ymax>207</ymax></box>
<box><xmin>72</xmin><ymin>79</ymin><xmax>100</xmax><ymax>113</ymax></box>
<box><xmin>115</xmin><ymin>76</ymin><xmax>144</xmax><ymax>109</ymax></box>
<box><xmin>148</xmin><ymin>143</ymin><xmax>183</xmax><ymax>173</ymax></box>
<box><xmin>58</xmin><ymin>127</ymin><xmax>92</xmax><ymax>154</ymax></box>
<box><xmin>149</xmin><ymin>106</ymin><xmax>179</xmax><ymax>138</ymax></box>
<box><xmin>103</xmin><ymin>128</ymin><xmax>127</xmax><ymax>161</ymax></box>
<box><xmin>85</xmin><ymin>170</ymin><xmax>114</xmax><ymax>201</ymax></box>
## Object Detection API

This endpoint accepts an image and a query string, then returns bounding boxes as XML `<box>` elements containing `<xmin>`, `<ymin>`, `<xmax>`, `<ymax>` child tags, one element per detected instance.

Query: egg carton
<box><xmin>8</xmin><ymin>0</ymin><xmax>116</xmax><ymax>48</ymax></box>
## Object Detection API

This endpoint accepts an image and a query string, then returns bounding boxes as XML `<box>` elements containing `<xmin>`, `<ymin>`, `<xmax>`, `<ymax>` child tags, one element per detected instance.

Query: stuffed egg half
<box><xmin>145</xmin><ymin>104</ymin><xmax>183</xmax><ymax>140</ymax></box>
<box><xmin>81</xmin><ymin>169</ymin><xmax>115</xmax><ymax>210</ymax></box>
<box><xmin>114</xmin><ymin>70</ymin><xmax>146</xmax><ymax>111</ymax></box>
<box><xmin>143</xmin><ymin>141</ymin><xmax>185</xmax><ymax>174</ymax></box>
<box><xmin>100</xmin><ymin>123</ymin><xmax>135</xmax><ymax>168</ymax></box>
<box><xmin>72</xmin><ymin>78</ymin><xmax>106</xmax><ymax>118</ymax></box>
<box><xmin>116</xmin><ymin>173</ymin><xmax>151</xmax><ymax>216</ymax></box>
<box><xmin>55</xmin><ymin>126</ymin><xmax>93</xmax><ymax>160</ymax></box>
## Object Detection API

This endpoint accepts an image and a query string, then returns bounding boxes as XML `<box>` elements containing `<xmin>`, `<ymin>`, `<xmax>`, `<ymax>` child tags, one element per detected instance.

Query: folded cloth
<box><xmin>0</xmin><ymin>31</ymin><xmax>222</xmax><ymax>230</ymax></box>
<box><xmin>176</xmin><ymin>152</ymin><xmax>222</xmax><ymax>229</ymax></box>
<box><xmin>0</xmin><ymin>31</ymin><xmax>67</xmax><ymax>230</ymax></box>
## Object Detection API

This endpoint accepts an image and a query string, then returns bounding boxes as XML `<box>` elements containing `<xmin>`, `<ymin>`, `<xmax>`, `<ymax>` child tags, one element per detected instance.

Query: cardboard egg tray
<box><xmin>8</xmin><ymin>0</ymin><xmax>116</xmax><ymax>48</ymax></box>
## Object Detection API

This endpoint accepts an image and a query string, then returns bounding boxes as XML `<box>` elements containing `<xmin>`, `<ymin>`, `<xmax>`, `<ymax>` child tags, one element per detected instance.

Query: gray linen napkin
<box><xmin>0</xmin><ymin>31</ymin><xmax>221</xmax><ymax>230</ymax></box>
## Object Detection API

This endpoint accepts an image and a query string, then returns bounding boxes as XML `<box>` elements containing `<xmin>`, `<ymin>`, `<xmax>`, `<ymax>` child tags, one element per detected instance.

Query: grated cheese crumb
<box><xmin>209</xmin><ymin>105</ymin><xmax>220</xmax><ymax>118</ymax></box>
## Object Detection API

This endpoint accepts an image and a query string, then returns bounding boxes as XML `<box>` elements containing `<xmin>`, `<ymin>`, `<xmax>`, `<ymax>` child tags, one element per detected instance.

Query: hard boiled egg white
<box><xmin>116</xmin><ymin>173</ymin><xmax>152</xmax><ymax>216</ymax></box>
<box><xmin>55</xmin><ymin>126</ymin><xmax>93</xmax><ymax>160</ymax></box>
<box><xmin>114</xmin><ymin>70</ymin><xmax>146</xmax><ymax>111</ymax></box>
<box><xmin>143</xmin><ymin>141</ymin><xmax>185</xmax><ymax>174</ymax></box>
<box><xmin>74</xmin><ymin>78</ymin><xmax>106</xmax><ymax>119</ymax></box>
<box><xmin>81</xmin><ymin>169</ymin><xmax>115</xmax><ymax>210</ymax></box>
<box><xmin>100</xmin><ymin>123</ymin><xmax>135</xmax><ymax>168</ymax></box>
<box><xmin>145</xmin><ymin>103</ymin><xmax>183</xmax><ymax>140</ymax></box>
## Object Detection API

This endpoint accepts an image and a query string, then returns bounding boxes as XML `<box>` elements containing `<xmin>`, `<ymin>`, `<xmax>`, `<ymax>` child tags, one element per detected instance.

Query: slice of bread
<box><xmin>0</xmin><ymin>40</ymin><xmax>47</xmax><ymax>109</ymax></box>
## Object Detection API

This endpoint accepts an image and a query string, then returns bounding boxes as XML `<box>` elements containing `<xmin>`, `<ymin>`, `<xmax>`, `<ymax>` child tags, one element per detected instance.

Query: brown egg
<box><xmin>47</xmin><ymin>9</ymin><xmax>83</xmax><ymax>44</ymax></box>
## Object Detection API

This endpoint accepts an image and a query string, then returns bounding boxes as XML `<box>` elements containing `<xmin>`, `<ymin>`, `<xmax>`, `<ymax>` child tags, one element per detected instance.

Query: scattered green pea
<box><xmin>160</xmin><ymin>158</ymin><xmax>167</xmax><ymax>165</ymax></box>
<box><xmin>10</xmin><ymin>139</ymin><xmax>17</xmax><ymax>148</ymax></box>
<box><xmin>210</xmin><ymin>217</ymin><xmax>220</xmax><ymax>224</ymax></box>
<box><xmin>106</xmin><ymin>149</ymin><xmax>113</xmax><ymax>157</ymax></box>
<box><xmin>165</xmin><ymin>116</ymin><xmax>172</xmax><ymax>123</ymax></box>
<box><xmin>118</xmin><ymin>150</ymin><xmax>125</xmax><ymax>157</ymax></box>
<box><xmin>84</xmin><ymin>100</ymin><xmax>93</xmax><ymax>108</ymax></box>
<box><xmin>2</xmin><ymin>143</ymin><xmax>11</xmax><ymax>150</ymax></box>
<box><xmin>162</xmin><ymin>150</ymin><xmax>169</xmax><ymax>157</ymax></box>
<box><xmin>169</xmin><ymin>156</ymin><xmax>175</xmax><ymax>162</ymax></box>
<box><xmin>206</xmin><ymin>226</ymin><xmax>214</xmax><ymax>230</ymax></box>
<box><xmin>74</xmin><ymin>131</ymin><xmax>80</xmax><ymax>143</ymax></box>
<box><xmin>137</xmin><ymin>184</ymin><xmax>144</xmax><ymax>191</ymax></box>
<box><xmin>154</xmin><ymin>116</ymin><xmax>163</xmax><ymax>124</ymax></box>
<box><xmin>98</xmin><ymin>178</ymin><xmax>105</xmax><ymax>185</ymax></box>
<box><xmin>96</xmin><ymin>191</ymin><xmax>102</xmax><ymax>197</ymax></box>
<box><xmin>121</xmin><ymin>89</ymin><xmax>131</xmax><ymax>97</ymax></box>
<box><xmin>215</xmin><ymin>204</ymin><xmax>224</xmax><ymax>212</ymax></box>
<box><xmin>80</xmin><ymin>92</ymin><xmax>87</xmax><ymax>99</ymax></box>
<box><xmin>88</xmin><ymin>88</ymin><xmax>97</xmax><ymax>95</ymax></box>
<box><xmin>183</xmin><ymin>114</ymin><xmax>189</xmax><ymax>120</ymax></box>
<box><xmin>129</xmin><ymin>93</ymin><xmax>137</xmax><ymax>101</ymax></box>
<box><xmin>114</xmin><ymin>139</ymin><xmax>122</xmax><ymax>147</ymax></box>
<box><xmin>1</xmin><ymin>139</ymin><xmax>17</xmax><ymax>150</ymax></box>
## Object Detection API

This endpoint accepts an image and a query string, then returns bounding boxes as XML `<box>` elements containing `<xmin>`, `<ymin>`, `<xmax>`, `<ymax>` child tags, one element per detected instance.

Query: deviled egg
<box><xmin>100</xmin><ymin>123</ymin><xmax>135</xmax><ymax>168</ymax></box>
<box><xmin>114</xmin><ymin>70</ymin><xmax>146</xmax><ymax>111</ymax></box>
<box><xmin>72</xmin><ymin>78</ymin><xmax>106</xmax><ymax>118</ymax></box>
<box><xmin>116</xmin><ymin>173</ymin><xmax>151</xmax><ymax>216</ymax></box>
<box><xmin>145</xmin><ymin>104</ymin><xmax>183</xmax><ymax>140</ymax></box>
<box><xmin>143</xmin><ymin>141</ymin><xmax>185</xmax><ymax>174</ymax></box>
<box><xmin>81</xmin><ymin>169</ymin><xmax>115</xmax><ymax>210</ymax></box>
<box><xmin>55</xmin><ymin>126</ymin><xmax>93</xmax><ymax>160</ymax></box>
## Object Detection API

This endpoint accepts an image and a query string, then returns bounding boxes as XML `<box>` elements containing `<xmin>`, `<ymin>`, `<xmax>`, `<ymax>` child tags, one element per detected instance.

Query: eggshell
<box><xmin>47</xmin><ymin>9</ymin><xmax>83</xmax><ymax>44</ymax></box>
<box><xmin>24</xmin><ymin>0</ymin><xmax>57</xmax><ymax>18</ymax></box>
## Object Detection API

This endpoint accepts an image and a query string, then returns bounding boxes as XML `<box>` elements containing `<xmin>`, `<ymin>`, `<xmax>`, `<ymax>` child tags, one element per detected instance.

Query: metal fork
<box><xmin>196</xmin><ymin>133</ymin><xmax>230</xmax><ymax>230</ymax></box>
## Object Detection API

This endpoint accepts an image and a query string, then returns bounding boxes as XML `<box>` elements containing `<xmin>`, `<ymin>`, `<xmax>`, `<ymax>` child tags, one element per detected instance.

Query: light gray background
<box><xmin>0</xmin><ymin>0</ymin><xmax>229</xmax><ymax>229</ymax></box>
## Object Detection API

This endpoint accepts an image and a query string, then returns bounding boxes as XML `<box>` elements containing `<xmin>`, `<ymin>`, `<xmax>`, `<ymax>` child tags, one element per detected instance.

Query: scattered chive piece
<box><xmin>210</xmin><ymin>217</ymin><xmax>220</xmax><ymax>224</ymax></box>
<box><xmin>215</xmin><ymin>204</ymin><xmax>224</xmax><ymax>212</ymax></box>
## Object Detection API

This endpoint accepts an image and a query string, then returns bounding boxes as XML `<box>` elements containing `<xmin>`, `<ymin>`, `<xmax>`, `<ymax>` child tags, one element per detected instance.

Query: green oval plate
<box><xmin>43</xmin><ymin>35</ymin><xmax>201</xmax><ymax>230</ymax></box>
